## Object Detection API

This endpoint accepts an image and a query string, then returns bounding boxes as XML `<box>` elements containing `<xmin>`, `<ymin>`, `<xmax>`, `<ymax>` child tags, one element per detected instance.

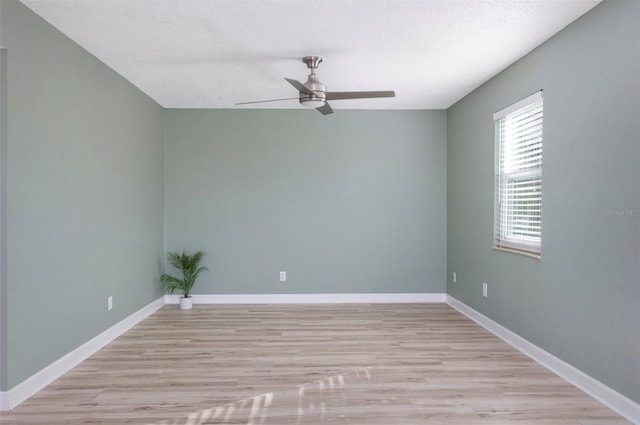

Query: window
<box><xmin>494</xmin><ymin>91</ymin><xmax>543</xmax><ymax>257</ymax></box>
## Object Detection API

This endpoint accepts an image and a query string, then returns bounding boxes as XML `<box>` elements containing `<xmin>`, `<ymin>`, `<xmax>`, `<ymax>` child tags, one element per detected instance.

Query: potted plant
<box><xmin>161</xmin><ymin>250</ymin><xmax>209</xmax><ymax>310</ymax></box>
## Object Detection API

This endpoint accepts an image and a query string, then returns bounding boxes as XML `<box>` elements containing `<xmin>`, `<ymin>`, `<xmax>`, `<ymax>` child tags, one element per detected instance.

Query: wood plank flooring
<box><xmin>0</xmin><ymin>304</ymin><xmax>630</xmax><ymax>424</ymax></box>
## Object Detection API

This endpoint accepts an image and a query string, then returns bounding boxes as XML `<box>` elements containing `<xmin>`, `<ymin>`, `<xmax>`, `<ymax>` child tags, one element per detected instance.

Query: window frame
<box><xmin>493</xmin><ymin>91</ymin><xmax>543</xmax><ymax>258</ymax></box>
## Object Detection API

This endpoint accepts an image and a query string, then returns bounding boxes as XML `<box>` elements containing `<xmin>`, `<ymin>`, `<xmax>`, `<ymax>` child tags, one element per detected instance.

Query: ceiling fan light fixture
<box><xmin>300</xmin><ymin>98</ymin><xmax>325</xmax><ymax>108</ymax></box>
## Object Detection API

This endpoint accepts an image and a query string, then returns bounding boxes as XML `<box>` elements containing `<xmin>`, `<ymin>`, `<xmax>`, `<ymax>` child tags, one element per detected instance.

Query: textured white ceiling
<box><xmin>20</xmin><ymin>0</ymin><xmax>600</xmax><ymax>110</ymax></box>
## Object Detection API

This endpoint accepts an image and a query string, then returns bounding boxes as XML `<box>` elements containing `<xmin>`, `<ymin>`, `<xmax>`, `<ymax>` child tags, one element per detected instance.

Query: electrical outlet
<box><xmin>482</xmin><ymin>283</ymin><xmax>488</xmax><ymax>298</ymax></box>
<box><xmin>279</xmin><ymin>271</ymin><xmax>286</xmax><ymax>282</ymax></box>
<box><xmin>107</xmin><ymin>296</ymin><xmax>113</xmax><ymax>311</ymax></box>
<box><xmin>452</xmin><ymin>272</ymin><xmax>457</xmax><ymax>283</ymax></box>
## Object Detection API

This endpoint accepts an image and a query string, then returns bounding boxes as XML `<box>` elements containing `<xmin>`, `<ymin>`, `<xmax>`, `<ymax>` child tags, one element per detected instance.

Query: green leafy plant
<box><xmin>161</xmin><ymin>250</ymin><xmax>209</xmax><ymax>298</ymax></box>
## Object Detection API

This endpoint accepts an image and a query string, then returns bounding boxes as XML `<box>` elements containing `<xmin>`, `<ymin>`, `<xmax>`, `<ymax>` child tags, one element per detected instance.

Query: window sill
<box><xmin>493</xmin><ymin>246</ymin><xmax>541</xmax><ymax>259</ymax></box>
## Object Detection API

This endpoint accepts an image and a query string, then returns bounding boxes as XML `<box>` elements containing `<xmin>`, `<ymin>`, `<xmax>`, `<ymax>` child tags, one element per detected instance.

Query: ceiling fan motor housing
<box><xmin>300</xmin><ymin>73</ymin><xmax>327</xmax><ymax>106</ymax></box>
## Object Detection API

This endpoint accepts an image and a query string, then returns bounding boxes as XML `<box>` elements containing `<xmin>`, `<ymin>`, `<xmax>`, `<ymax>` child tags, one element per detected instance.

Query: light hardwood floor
<box><xmin>0</xmin><ymin>304</ymin><xmax>630</xmax><ymax>424</ymax></box>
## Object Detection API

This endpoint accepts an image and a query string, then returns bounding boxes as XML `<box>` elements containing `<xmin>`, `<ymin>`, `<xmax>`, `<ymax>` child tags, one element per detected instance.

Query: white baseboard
<box><xmin>164</xmin><ymin>292</ymin><xmax>447</xmax><ymax>305</ymax></box>
<box><xmin>446</xmin><ymin>295</ymin><xmax>640</xmax><ymax>424</ymax></box>
<box><xmin>0</xmin><ymin>297</ymin><xmax>164</xmax><ymax>411</ymax></box>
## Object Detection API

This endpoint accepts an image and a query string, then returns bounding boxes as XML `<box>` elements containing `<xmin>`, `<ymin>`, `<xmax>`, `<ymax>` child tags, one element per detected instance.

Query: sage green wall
<box><xmin>164</xmin><ymin>109</ymin><xmax>446</xmax><ymax>295</ymax></box>
<box><xmin>447</xmin><ymin>0</ymin><xmax>639</xmax><ymax>402</ymax></box>
<box><xmin>1</xmin><ymin>0</ymin><xmax>165</xmax><ymax>389</ymax></box>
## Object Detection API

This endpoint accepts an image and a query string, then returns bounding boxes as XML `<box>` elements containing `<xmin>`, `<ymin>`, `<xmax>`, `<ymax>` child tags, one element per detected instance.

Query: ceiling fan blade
<box><xmin>316</xmin><ymin>102</ymin><xmax>334</xmax><ymax>115</ymax></box>
<box><xmin>326</xmin><ymin>90</ymin><xmax>395</xmax><ymax>101</ymax></box>
<box><xmin>235</xmin><ymin>97</ymin><xmax>299</xmax><ymax>105</ymax></box>
<box><xmin>285</xmin><ymin>78</ymin><xmax>316</xmax><ymax>95</ymax></box>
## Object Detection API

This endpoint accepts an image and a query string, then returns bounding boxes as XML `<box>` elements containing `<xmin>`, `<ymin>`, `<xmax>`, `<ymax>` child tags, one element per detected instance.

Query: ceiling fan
<box><xmin>236</xmin><ymin>56</ymin><xmax>395</xmax><ymax>115</ymax></box>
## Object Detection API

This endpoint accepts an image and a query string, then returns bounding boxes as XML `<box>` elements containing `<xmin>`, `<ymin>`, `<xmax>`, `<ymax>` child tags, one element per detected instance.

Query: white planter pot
<box><xmin>179</xmin><ymin>296</ymin><xmax>193</xmax><ymax>310</ymax></box>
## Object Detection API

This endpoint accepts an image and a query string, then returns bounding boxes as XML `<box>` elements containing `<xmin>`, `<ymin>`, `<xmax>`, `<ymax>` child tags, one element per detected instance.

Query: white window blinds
<box><xmin>494</xmin><ymin>91</ymin><xmax>543</xmax><ymax>256</ymax></box>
